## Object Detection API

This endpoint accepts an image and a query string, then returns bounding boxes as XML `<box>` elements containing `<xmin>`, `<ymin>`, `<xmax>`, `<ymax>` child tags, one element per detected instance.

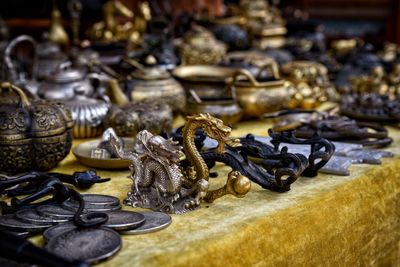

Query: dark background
<box><xmin>0</xmin><ymin>0</ymin><xmax>399</xmax><ymax>45</ymax></box>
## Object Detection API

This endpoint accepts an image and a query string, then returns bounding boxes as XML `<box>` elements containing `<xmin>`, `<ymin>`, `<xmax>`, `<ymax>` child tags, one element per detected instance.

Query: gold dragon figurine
<box><xmin>105</xmin><ymin>114</ymin><xmax>251</xmax><ymax>214</ymax></box>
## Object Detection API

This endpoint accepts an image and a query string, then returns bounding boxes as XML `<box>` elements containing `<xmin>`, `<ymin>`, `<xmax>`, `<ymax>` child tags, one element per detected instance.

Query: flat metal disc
<box><xmin>67</xmin><ymin>194</ymin><xmax>120</xmax><ymax>206</ymax></box>
<box><xmin>37</xmin><ymin>205</ymin><xmax>77</xmax><ymax>220</ymax></box>
<box><xmin>45</xmin><ymin>227</ymin><xmax>122</xmax><ymax>264</ymax></box>
<box><xmin>103</xmin><ymin>211</ymin><xmax>145</xmax><ymax>231</ymax></box>
<box><xmin>119</xmin><ymin>211</ymin><xmax>172</xmax><ymax>235</ymax></box>
<box><xmin>43</xmin><ymin>223</ymin><xmax>76</xmax><ymax>242</ymax></box>
<box><xmin>62</xmin><ymin>201</ymin><xmax>122</xmax><ymax>212</ymax></box>
<box><xmin>0</xmin><ymin>214</ymin><xmax>53</xmax><ymax>232</ymax></box>
<box><xmin>15</xmin><ymin>209</ymin><xmax>68</xmax><ymax>224</ymax></box>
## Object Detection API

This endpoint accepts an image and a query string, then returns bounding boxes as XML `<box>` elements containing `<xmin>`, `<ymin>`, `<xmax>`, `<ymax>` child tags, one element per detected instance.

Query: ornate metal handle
<box><xmin>256</xmin><ymin>61</ymin><xmax>280</xmax><ymax>79</ymax></box>
<box><xmin>228</xmin><ymin>68</ymin><xmax>259</xmax><ymax>87</ymax></box>
<box><xmin>0</xmin><ymin>82</ymin><xmax>31</xmax><ymax>107</ymax></box>
<box><xmin>4</xmin><ymin>35</ymin><xmax>37</xmax><ymax>82</ymax></box>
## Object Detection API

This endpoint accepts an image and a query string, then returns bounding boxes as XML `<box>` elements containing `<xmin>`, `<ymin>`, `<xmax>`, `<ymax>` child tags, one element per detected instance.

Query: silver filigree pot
<box><xmin>65</xmin><ymin>87</ymin><xmax>110</xmax><ymax>138</ymax></box>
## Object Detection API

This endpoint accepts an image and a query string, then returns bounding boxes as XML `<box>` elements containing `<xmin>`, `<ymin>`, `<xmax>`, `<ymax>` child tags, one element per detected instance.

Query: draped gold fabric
<box><xmin>30</xmin><ymin>120</ymin><xmax>400</xmax><ymax>267</ymax></box>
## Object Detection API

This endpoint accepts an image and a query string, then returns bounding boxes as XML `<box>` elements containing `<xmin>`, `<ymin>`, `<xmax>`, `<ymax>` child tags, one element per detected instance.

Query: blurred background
<box><xmin>0</xmin><ymin>0</ymin><xmax>399</xmax><ymax>46</ymax></box>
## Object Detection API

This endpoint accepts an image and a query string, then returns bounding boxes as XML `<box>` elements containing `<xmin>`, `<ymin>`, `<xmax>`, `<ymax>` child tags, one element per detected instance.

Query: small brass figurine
<box><xmin>87</xmin><ymin>0</ymin><xmax>134</xmax><ymax>42</ymax></box>
<box><xmin>86</xmin><ymin>0</ymin><xmax>150</xmax><ymax>45</ymax></box>
<box><xmin>106</xmin><ymin>114</ymin><xmax>251</xmax><ymax>214</ymax></box>
<box><xmin>48</xmin><ymin>3</ymin><xmax>69</xmax><ymax>47</ymax></box>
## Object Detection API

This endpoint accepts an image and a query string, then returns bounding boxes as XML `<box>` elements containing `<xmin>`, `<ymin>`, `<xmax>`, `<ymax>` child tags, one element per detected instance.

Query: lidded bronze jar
<box><xmin>179</xmin><ymin>26</ymin><xmax>227</xmax><ymax>65</ymax></box>
<box><xmin>0</xmin><ymin>82</ymin><xmax>73</xmax><ymax>174</ymax></box>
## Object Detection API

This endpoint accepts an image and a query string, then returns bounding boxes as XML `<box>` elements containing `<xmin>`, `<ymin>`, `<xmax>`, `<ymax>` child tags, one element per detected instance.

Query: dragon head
<box><xmin>186</xmin><ymin>113</ymin><xmax>240</xmax><ymax>154</ymax></box>
<box><xmin>136</xmin><ymin>130</ymin><xmax>183</xmax><ymax>163</ymax></box>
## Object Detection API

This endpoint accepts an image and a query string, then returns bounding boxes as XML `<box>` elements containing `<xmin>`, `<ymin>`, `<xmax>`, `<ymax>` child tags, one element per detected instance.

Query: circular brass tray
<box><xmin>72</xmin><ymin>138</ymin><xmax>133</xmax><ymax>169</ymax></box>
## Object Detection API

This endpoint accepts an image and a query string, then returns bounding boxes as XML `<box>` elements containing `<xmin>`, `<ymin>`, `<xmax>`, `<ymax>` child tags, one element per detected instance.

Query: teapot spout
<box><xmin>108</xmin><ymin>78</ymin><xmax>129</xmax><ymax>106</ymax></box>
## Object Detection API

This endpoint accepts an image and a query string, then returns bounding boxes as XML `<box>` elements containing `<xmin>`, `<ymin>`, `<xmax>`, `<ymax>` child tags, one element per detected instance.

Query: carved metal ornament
<box><xmin>253</xmin><ymin>136</ymin><xmax>393</xmax><ymax>176</ymax></box>
<box><xmin>172</xmin><ymin>128</ymin><xmax>311</xmax><ymax>192</ymax></box>
<box><xmin>0</xmin><ymin>82</ymin><xmax>73</xmax><ymax>174</ymax></box>
<box><xmin>105</xmin><ymin>113</ymin><xmax>251</xmax><ymax>214</ymax></box>
<box><xmin>340</xmin><ymin>92</ymin><xmax>400</xmax><ymax>124</ymax></box>
<box><xmin>104</xmin><ymin>99</ymin><xmax>173</xmax><ymax>137</ymax></box>
<box><xmin>268</xmin><ymin>109</ymin><xmax>393</xmax><ymax>147</ymax></box>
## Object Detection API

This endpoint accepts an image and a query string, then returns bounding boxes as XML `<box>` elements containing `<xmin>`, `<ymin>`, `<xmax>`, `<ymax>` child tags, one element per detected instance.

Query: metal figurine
<box><xmin>106</xmin><ymin>113</ymin><xmax>251</xmax><ymax>214</ymax></box>
<box><xmin>86</xmin><ymin>0</ymin><xmax>151</xmax><ymax>45</ymax></box>
<box><xmin>48</xmin><ymin>2</ymin><xmax>69</xmax><ymax>47</ymax></box>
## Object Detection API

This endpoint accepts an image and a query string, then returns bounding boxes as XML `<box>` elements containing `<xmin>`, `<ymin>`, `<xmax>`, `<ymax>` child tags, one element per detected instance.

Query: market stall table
<box><xmin>30</xmin><ymin>120</ymin><xmax>400</xmax><ymax>266</ymax></box>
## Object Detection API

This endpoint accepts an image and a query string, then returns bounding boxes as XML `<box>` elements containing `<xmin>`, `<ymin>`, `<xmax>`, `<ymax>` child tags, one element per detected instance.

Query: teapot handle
<box><xmin>228</xmin><ymin>69</ymin><xmax>259</xmax><ymax>87</ymax></box>
<box><xmin>256</xmin><ymin>61</ymin><xmax>280</xmax><ymax>80</ymax></box>
<box><xmin>0</xmin><ymin>82</ymin><xmax>31</xmax><ymax>107</ymax></box>
<box><xmin>4</xmin><ymin>35</ymin><xmax>38</xmax><ymax>82</ymax></box>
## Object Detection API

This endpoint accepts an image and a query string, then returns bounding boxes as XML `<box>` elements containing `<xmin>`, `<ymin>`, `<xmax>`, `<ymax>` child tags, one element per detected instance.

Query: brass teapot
<box><xmin>226</xmin><ymin>62</ymin><xmax>290</xmax><ymax>118</ymax></box>
<box><xmin>124</xmin><ymin>56</ymin><xmax>186</xmax><ymax>112</ymax></box>
<box><xmin>0</xmin><ymin>82</ymin><xmax>73</xmax><ymax>174</ymax></box>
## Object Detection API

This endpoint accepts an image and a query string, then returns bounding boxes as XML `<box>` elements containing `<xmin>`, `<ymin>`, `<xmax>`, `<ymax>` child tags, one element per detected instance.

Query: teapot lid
<box><xmin>130</xmin><ymin>56</ymin><xmax>170</xmax><ymax>80</ymax></box>
<box><xmin>51</xmin><ymin>67</ymin><xmax>84</xmax><ymax>83</ymax></box>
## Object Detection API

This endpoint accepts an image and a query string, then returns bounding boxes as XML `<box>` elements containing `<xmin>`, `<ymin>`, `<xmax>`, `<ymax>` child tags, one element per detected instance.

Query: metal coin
<box><xmin>0</xmin><ymin>214</ymin><xmax>53</xmax><ymax>232</ymax></box>
<box><xmin>45</xmin><ymin>227</ymin><xmax>122</xmax><ymax>264</ymax></box>
<box><xmin>15</xmin><ymin>209</ymin><xmax>68</xmax><ymax>224</ymax></box>
<box><xmin>102</xmin><ymin>210</ymin><xmax>146</xmax><ymax>231</ymax></box>
<box><xmin>37</xmin><ymin>205</ymin><xmax>77</xmax><ymax>220</ymax></box>
<box><xmin>119</xmin><ymin>211</ymin><xmax>172</xmax><ymax>235</ymax></box>
<box><xmin>67</xmin><ymin>194</ymin><xmax>120</xmax><ymax>206</ymax></box>
<box><xmin>62</xmin><ymin>201</ymin><xmax>122</xmax><ymax>212</ymax></box>
<box><xmin>43</xmin><ymin>223</ymin><xmax>76</xmax><ymax>242</ymax></box>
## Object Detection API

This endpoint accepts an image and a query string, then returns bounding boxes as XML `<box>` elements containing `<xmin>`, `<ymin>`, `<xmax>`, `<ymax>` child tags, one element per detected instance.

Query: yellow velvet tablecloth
<box><xmin>32</xmin><ymin>120</ymin><xmax>400</xmax><ymax>267</ymax></box>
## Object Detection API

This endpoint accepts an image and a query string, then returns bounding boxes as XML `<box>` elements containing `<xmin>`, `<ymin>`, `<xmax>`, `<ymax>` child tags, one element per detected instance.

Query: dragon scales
<box><xmin>106</xmin><ymin>113</ymin><xmax>251</xmax><ymax>214</ymax></box>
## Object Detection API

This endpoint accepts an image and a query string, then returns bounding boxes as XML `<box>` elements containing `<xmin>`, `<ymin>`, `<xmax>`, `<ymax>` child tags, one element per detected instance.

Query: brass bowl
<box><xmin>172</xmin><ymin>65</ymin><xmax>236</xmax><ymax>98</ymax></box>
<box><xmin>72</xmin><ymin>138</ymin><xmax>134</xmax><ymax>169</ymax></box>
<box><xmin>185</xmin><ymin>96</ymin><xmax>243</xmax><ymax>125</ymax></box>
<box><xmin>226</xmin><ymin>67</ymin><xmax>290</xmax><ymax>118</ymax></box>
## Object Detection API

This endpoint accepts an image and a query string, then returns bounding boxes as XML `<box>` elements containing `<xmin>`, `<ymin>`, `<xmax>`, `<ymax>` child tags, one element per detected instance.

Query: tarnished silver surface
<box><xmin>338</xmin><ymin>149</ymin><xmax>394</xmax><ymax>164</ymax></box>
<box><xmin>0</xmin><ymin>214</ymin><xmax>52</xmax><ymax>232</ymax></box>
<box><xmin>79</xmin><ymin>194</ymin><xmax>120</xmax><ymax>206</ymax></box>
<box><xmin>119</xmin><ymin>211</ymin><xmax>172</xmax><ymax>235</ymax></box>
<box><xmin>45</xmin><ymin>227</ymin><xmax>122</xmax><ymax>264</ymax></box>
<box><xmin>103</xmin><ymin>210</ymin><xmax>145</xmax><ymax>231</ymax></box>
<box><xmin>320</xmin><ymin>156</ymin><xmax>353</xmax><ymax>176</ymax></box>
<box><xmin>66</xmin><ymin>194</ymin><xmax>120</xmax><ymax>206</ymax></box>
<box><xmin>62</xmin><ymin>201</ymin><xmax>121</xmax><ymax>212</ymax></box>
<box><xmin>36</xmin><ymin>205</ymin><xmax>77</xmax><ymax>220</ymax></box>
<box><xmin>43</xmin><ymin>223</ymin><xmax>76</xmax><ymax>242</ymax></box>
<box><xmin>15</xmin><ymin>209</ymin><xmax>67</xmax><ymax>224</ymax></box>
